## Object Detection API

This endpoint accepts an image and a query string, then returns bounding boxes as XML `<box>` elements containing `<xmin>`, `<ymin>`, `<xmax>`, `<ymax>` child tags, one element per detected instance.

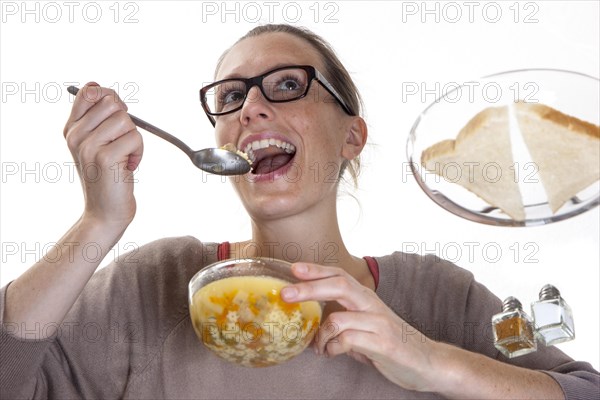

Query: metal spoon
<box><xmin>66</xmin><ymin>86</ymin><xmax>251</xmax><ymax>176</ymax></box>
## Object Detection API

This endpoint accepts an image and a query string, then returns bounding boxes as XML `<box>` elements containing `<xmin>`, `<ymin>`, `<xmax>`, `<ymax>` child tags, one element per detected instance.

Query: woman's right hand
<box><xmin>63</xmin><ymin>82</ymin><xmax>143</xmax><ymax>232</ymax></box>
<box><xmin>2</xmin><ymin>84</ymin><xmax>144</xmax><ymax>337</ymax></box>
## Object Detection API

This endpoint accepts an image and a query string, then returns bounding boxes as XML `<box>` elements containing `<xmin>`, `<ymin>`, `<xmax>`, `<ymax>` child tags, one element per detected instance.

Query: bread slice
<box><xmin>515</xmin><ymin>103</ymin><xmax>600</xmax><ymax>212</ymax></box>
<box><xmin>421</xmin><ymin>103</ymin><xmax>600</xmax><ymax>221</ymax></box>
<box><xmin>421</xmin><ymin>106</ymin><xmax>525</xmax><ymax>220</ymax></box>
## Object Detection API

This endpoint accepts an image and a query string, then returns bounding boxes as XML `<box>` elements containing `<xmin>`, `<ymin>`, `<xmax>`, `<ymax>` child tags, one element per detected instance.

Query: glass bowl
<box><xmin>407</xmin><ymin>69</ymin><xmax>599</xmax><ymax>227</ymax></box>
<box><xmin>188</xmin><ymin>258</ymin><xmax>323</xmax><ymax>367</ymax></box>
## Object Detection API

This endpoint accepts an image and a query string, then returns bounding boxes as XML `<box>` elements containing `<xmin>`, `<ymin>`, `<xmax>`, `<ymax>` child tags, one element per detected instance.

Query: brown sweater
<box><xmin>1</xmin><ymin>236</ymin><xmax>598</xmax><ymax>399</ymax></box>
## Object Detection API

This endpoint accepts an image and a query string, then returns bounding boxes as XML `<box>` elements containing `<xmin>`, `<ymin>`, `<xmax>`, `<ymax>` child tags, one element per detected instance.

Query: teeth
<box><xmin>243</xmin><ymin>139</ymin><xmax>296</xmax><ymax>162</ymax></box>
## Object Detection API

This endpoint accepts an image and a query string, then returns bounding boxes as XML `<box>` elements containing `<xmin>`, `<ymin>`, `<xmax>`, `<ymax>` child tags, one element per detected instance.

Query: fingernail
<box><xmin>293</xmin><ymin>263</ymin><xmax>307</xmax><ymax>274</ymax></box>
<box><xmin>281</xmin><ymin>286</ymin><xmax>298</xmax><ymax>300</ymax></box>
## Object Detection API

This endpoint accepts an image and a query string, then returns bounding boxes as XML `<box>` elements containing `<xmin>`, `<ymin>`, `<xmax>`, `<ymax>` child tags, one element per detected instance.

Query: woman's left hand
<box><xmin>280</xmin><ymin>262</ymin><xmax>439</xmax><ymax>393</ymax></box>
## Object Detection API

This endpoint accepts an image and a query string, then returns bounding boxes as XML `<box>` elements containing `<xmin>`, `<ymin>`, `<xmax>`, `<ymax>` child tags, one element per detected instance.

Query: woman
<box><xmin>1</xmin><ymin>24</ymin><xmax>598</xmax><ymax>399</ymax></box>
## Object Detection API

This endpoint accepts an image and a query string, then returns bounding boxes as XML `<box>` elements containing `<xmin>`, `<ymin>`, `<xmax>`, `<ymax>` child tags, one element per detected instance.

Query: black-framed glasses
<box><xmin>200</xmin><ymin>65</ymin><xmax>354</xmax><ymax>126</ymax></box>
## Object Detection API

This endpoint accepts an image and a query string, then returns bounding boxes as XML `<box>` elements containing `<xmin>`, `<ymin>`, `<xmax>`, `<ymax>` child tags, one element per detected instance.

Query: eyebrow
<box><xmin>219</xmin><ymin>63</ymin><xmax>306</xmax><ymax>80</ymax></box>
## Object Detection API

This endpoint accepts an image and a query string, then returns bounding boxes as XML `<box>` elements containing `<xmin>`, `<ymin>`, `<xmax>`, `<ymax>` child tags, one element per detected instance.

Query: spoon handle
<box><xmin>66</xmin><ymin>86</ymin><xmax>194</xmax><ymax>157</ymax></box>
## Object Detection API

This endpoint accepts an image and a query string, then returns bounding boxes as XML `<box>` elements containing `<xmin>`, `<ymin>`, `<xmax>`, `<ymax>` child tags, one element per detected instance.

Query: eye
<box><xmin>215</xmin><ymin>81</ymin><xmax>246</xmax><ymax>110</ymax></box>
<box><xmin>264</xmin><ymin>69</ymin><xmax>309</xmax><ymax>100</ymax></box>
<box><xmin>221</xmin><ymin>90</ymin><xmax>244</xmax><ymax>105</ymax></box>
<box><xmin>277</xmin><ymin>78</ymin><xmax>302</xmax><ymax>92</ymax></box>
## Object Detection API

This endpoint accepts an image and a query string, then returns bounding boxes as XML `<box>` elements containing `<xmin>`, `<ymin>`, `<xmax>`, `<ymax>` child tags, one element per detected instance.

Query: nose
<box><xmin>239</xmin><ymin>85</ymin><xmax>273</xmax><ymax>126</ymax></box>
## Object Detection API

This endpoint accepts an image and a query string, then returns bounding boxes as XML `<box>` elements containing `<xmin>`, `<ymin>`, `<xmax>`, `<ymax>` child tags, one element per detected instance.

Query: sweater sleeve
<box><xmin>0</xmin><ymin>265</ymin><xmax>130</xmax><ymax>399</ymax></box>
<box><xmin>0</xmin><ymin>236</ymin><xmax>213</xmax><ymax>400</ymax></box>
<box><xmin>0</xmin><ymin>284</ymin><xmax>54</xmax><ymax>399</ymax></box>
<box><xmin>377</xmin><ymin>252</ymin><xmax>600</xmax><ymax>400</ymax></box>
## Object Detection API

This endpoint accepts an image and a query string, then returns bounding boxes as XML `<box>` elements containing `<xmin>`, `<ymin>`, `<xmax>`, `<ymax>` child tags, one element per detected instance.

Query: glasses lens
<box><xmin>263</xmin><ymin>68</ymin><xmax>309</xmax><ymax>102</ymax></box>
<box><xmin>204</xmin><ymin>80</ymin><xmax>246</xmax><ymax>115</ymax></box>
<box><xmin>202</xmin><ymin>68</ymin><xmax>311</xmax><ymax>116</ymax></box>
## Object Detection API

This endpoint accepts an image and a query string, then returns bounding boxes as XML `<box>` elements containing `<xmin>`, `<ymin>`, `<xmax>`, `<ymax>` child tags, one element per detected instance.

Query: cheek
<box><xmin>303</xmin><ymin>119</ymin><xmax>344</xmax><ymax>156</ymax></box>
<box><xmin>214</xmin><ymin>125</ymin><xmax>236</xmax><ymax>147</ymax></box>
<box><xmin>294</xmin><ymin>109</ymin><xmax>341</xmax><ymax>144</ymax></box>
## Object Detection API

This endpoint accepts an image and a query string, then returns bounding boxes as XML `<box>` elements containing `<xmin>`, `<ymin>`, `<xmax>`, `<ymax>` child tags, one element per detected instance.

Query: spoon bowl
<box><xmin>191</xmin><ymin>147</ymin><xmax>251</xmax><ymax>175</ymax></box>
<box><xmin>67</xmin><ymin>86</ymin><xmax>251</xmax><ymax>176</ymax></box>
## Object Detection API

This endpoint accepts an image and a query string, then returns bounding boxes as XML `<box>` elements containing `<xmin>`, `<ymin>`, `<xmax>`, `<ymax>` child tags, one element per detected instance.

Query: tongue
<box><xmin>253</xmin><ymin>153</ymin><xmax>293</xmax><ymax>175</ymax></box>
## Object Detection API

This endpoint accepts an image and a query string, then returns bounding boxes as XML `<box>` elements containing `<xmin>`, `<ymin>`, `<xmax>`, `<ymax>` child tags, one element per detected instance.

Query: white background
<box><xmin>1</xmin><ymin>1</ymin><xmax>598</xmax><ymax>370</ymax></box>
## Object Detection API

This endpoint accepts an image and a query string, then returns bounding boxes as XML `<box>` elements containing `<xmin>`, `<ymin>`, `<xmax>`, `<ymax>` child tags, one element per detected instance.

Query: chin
<box><xmin>241</xmin><ymin>190</ymin><xmax>304</xmax><ymax>221</ymax></box>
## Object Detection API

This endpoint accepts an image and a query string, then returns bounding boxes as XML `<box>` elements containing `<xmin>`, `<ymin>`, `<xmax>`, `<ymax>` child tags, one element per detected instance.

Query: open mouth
<box><xmin>244</xmin><ymin>139</ymin><xmax>297</xmax><ymax>175</ymax></box>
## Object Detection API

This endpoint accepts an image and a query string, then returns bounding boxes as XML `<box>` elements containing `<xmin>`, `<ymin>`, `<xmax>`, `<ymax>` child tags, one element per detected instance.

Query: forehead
<box><xmin>217</xmin><ymin>32</ymin><xmax>325</xmax><ymax>80</ymax></box>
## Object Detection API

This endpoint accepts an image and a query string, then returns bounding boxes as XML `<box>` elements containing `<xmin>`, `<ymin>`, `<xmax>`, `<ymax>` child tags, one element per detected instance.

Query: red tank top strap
<box><xmin>363</xmin><ymin>256</ymin><xmax>379</xmax><ymax>290</ymax></box>
<box><xmin>217</xmin><ymin>241</ymin><xmax>230</xmax><ymax>261</ymax></box>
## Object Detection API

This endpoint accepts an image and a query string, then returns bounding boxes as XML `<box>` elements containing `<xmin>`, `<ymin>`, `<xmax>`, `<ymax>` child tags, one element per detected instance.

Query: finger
<box><xmin>318</xmin><ymin>311</ymin><xmax>388</xmax><ymax>359</ymax></box>
<box><xmin>105</xmin><ymin>129</ymin><xmax>144</xmax><ymax>171</ymax></box>
<box><xmin>66</xmin><ymin>82</ymin><xmax>98</xmax><ymax>126</ymax></box>
<box><xmin>290</xmin><ymin>262</ymin><xmax>346</xmax><ymax>280</ymax></box>
<box><xmin>323</xmin><ymin>329</ymin><xmax>381</xmax><ymax>360</ymax></box>
<box><xmin>88</xmin><ymin>109</ymin><xmax>137</xmax><ymax>145</ymax></box>
<box><xmin>84</xmin><ymin>129</ymin><xmax>143</xmax><ymax>175</ymax></box>
<box><xmin>65</xmin><ymin>83</ymin><xmax>128</xmax><ymax>134</ymax></box>
<box><xmin>316</xmin><ymin>311</ymin><xmax>382</xmax><ymax>355</ymax></box>
<box><xmin>281</xmin><ymin>273</ymin><xmax>379</xmax><ymax>312</ymax></box>
<box><xmin>119</xmin><ymin>130</ymin><xmax>144</xmax><ymax>171</ymax></box>
<box><xmin>76</xmin><ymin>94</ymin><xmax>130</xmax><ymax>135</ymax></box>
<box><xmin>68</xmin><ymin>103</ymin><xmax>134</xmax><ymax>157</ymax></box>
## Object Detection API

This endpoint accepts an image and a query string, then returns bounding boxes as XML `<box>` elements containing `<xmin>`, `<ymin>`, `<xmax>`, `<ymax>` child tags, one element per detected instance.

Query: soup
<box><xmin>190</xmin><ymin>275</ymin><xmax>322</xmax><ymax>367</ymax></box>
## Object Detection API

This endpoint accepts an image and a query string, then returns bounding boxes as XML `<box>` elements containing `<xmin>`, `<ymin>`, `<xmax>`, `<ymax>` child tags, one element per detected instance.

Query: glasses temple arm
<box><xmin>314</xmin><ymin>70</ymin><xmax>354</xmax><ymax>115</ymax></box>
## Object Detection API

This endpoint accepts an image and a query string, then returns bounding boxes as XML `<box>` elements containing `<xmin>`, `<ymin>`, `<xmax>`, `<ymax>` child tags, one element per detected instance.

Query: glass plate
<box><xmin>407</xmin><ymin>69</ymin><xmax>599</xmax><ymax>227</ymax></box>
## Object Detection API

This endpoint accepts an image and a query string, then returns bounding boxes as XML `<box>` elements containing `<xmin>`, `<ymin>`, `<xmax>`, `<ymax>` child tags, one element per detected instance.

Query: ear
<box><xmin>341</xmin><ymin>116</ymin><xmax>368</xmax><ymax>161</ymax></box>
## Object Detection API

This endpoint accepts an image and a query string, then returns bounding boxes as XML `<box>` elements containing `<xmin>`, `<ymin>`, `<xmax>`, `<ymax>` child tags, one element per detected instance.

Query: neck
<box><xmin>232</xmin><ymin>197</ymin><xmax>350</xmax><ymax>266</ymax></box>
<box><xmin>229</xmin><ymin>195</ymin><xmax>374</xmax><ymax>289</ymax></box>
